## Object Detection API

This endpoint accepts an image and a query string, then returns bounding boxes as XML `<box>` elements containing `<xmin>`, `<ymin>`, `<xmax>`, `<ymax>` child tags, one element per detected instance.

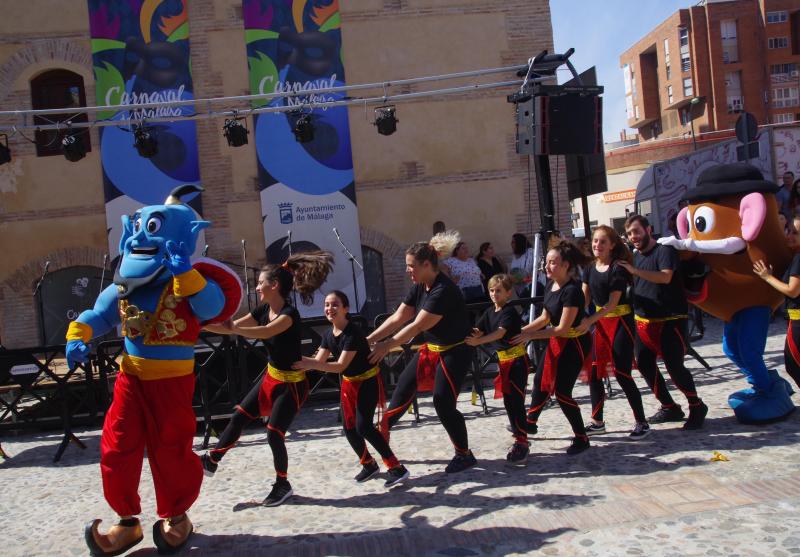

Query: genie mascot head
<box><xmin>114</xmin><ymin>184</ymin><xmax>208</xmax><ymax>298</ymax></box>
<box><xmin>676</xmin><ymin>164</ymin><xmax>792</xmax><ymax>322</ymax></box>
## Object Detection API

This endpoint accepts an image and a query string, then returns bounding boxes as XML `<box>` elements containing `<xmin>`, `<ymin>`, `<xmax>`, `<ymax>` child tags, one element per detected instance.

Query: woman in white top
<box><xmin>445</xmin><ymin>242</ymin><xmax>485</xmax><ymax>302</ymax></box>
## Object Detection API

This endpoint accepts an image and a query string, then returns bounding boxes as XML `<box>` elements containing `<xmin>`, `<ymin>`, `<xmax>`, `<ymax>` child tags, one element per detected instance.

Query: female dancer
<box><xmin>293</xmin><ymin>290</ymin><xmax>409</xmax><ymax>487</ymax></box>
<box><xmin>466</xmin><ymin>274</ymin><xmax>530</xmax><ymax>465</ymax></box>
<box><xmin>201</xmin><ymin>252</ymin><xmax>333</xmax><ymax>507</ymax></box>
<box><xmin>576</xmin><ymin>225</ymin><xmax>650</xmax><ymax>439</ymax></box>
<box><xmin>367</xmin><ymin>242</ymin><xmax>476</xmax><ymax>474</ymax></box>
<box><xmin>754</xmin><ymin>255</ymin><xmax>800</xmax><ymax>389</ymax></box>
<box><xmin>513</xmin><ymin>241</ymin><xmax>592</xmax><ymax>455</ymax></box>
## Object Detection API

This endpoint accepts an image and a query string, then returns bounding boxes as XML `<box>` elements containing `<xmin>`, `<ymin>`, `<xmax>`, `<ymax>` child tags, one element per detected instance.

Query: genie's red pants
<box><xmin>100</xmin><ymin>372</ymin><xmax>201</xmax><ymax>518</ymax></box>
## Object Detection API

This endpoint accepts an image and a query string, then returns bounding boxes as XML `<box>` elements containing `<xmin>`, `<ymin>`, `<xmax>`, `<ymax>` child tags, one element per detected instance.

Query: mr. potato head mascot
<box><xmin>659</xmin><ymin>164</ymin><xmax>795</xmax><ymax>424</ymax></box>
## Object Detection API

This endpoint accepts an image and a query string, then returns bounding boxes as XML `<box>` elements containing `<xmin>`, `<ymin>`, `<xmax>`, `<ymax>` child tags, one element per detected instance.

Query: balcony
<box><xmin>727</xmin><ymin>96</ymin><xmax>744</xmax><ymax>113</ymax></box>
<box><xmin>772</xmin><ymin>72</ymin><xmax>800</xmax><ymax>84</ymax></box>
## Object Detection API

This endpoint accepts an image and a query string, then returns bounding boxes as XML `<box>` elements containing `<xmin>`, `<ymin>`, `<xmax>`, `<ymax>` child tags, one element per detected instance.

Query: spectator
<box><xmin>475</xmin><ymin>242</ymin><xmax>506</xmax><ymax>293</ymax></box>
<box><xmin>789</xmin><ymin>179</ymin><xmax>800</xmax><ymax>217</ymax></box>
<box><xmin>430</xmin><ymin>229</ymin><xmax>460</xmax><ymax>278</ymax></box>
<box><xmin>445</xmin><ymin>242</ymin><xmax>485</xmax><ymax>303</ymax></box>
<box><xmin>509</xmin><ymin>233</ymin><xmax>535</xmax><ymax>297</ymax></box>
<box><xmin>433</xmin><ymin>221</ymin><xmax>446</xmax><ymax>235</ymax></box>
<box><xmin>776</xmin><ymin>171</ymin><xmax>794</xmax><ymax>217</ymax></box>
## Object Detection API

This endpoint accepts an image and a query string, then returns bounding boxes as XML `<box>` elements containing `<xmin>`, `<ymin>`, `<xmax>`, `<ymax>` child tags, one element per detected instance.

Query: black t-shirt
<box><xmin>631</xmin><ymin>244</ymin><xmax>688</xmax><ymax>318</ymax></box>
<box><xmin>402</xmin><ymin>272</ymin><xmax>471</xmax><ymax>345</ymax></box>
<box><xmin>319</xmin><ymin>321</ymin><xmax>373</xmax><ymax>378</ymax></box>
<box><xmin>475</xmin><ymin>304</ymin><xmax>523</xmax><ymax>351</ymax></box>
<box><xmin>476</xmin><ymin>257</ymin><xmax>504</xmax><ymax>289</ymax></box>
<box><xmin>543</xmin><ymin>279</ymin><xmax>585</xmax><ymax>328</ymax></box>
<box><xmin>785</xmin><ymin>253</ymin><xmax>800</xmax><ymax>309</ymax></box>
<box><xmin>250</xmin><ymin>304</ymin><xmax>302</xmax><ymax>370</ymax></box>
<box><xmin>582</xmin><ymin>262</ymin><xmax>631</xmax><ymax>308</ymax></box>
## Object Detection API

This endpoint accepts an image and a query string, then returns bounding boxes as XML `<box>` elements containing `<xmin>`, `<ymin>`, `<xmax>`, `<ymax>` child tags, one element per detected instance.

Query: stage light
<box><xmin>133</xmin><ymin>124</ymin><xmax>158</xmax><ymax>158</ymax></box>
<box><xmin>0</xmin><ymin>134</ymin><xmax>10</xmax><ymax>165</ymax></box>
<box><xmin>62</xmin><ymin>132</ymin><xmax>86</xmax><ymax>162</ymax></box>
<box><xmin>374</xmin><ymin>105</ymin><xmax>398</xmax><ymax>136</ymax></box>
<box><xmin>223</xmin><ymin>117</ymin><xmax>249</xmax><ymax>147</ymax></box>
<box><xmin>292</xmin><ymin>113</ymin><xmax>314</xmax><ymax>143</ymax></box>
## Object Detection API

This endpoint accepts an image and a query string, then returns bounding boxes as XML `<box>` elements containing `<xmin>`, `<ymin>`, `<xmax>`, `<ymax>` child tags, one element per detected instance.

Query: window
<box><xmin>768</xmin><ymin>37</ymin><xmax>789</xmax><ymax>49</ymax></box>
<box><xmin>667</xmin><ymin>85</ymin><xmax>674</xmax><ymax>105</ymax></box>
<box><xmin>721</xmin><ymin>19</ymin><xmax>739</xmax><ymax>63</ymax></box>
<box><xmin>683</xmin><ymin>77</ymin><xmax>693</xmax><ymax>97</ymax></box>
<box><xmin>767</xmin><ymin>11</ymin><xmax>788</xmax><ymax>24</ymax></box>
<box><xmin>680</xmin><ymin>51</ymin><xmax>691</xmax><ymax>72</ymax></box>
<box><xmin>626</xmin><ymin>95</ymin><xmax>635</xmax><ymax>119</ymax></box>
<box><xmin>635</xmin><ymin>104</ymin><xmax>640</xmax><ymax>120</ymax></box>
<box><xmin>773</xmin><ymin>113</ymin><xmax>795</xmax><ymax>124</ymax></box>
<box><xmin>664</xmin><ymin>38</ymin><xmax>671</xmax><ymax>79</ymax></box>
<box><xmin>771</xmin><ymin>63</ymin><xmax>799</xmax><ymax>83</ymax></box>
<box><xmin>650</xmin><ymin>120</ymin><xmax>662</xmax><ymax>138</ymax></box>
<box><xmin>773</xmin><ymin>87</ymin><xmax>799</xmax><ymax>108</ymax></box>
<box><xmin>30</xmin><ymin>70</ymin><xmax>91</xmax><ymax>157</ymax></box>
<box><xmin>666</xmin><ymin>65</ymin><xmax>671</xmax><ymax>80</ymax></box>
<box><xmin>680</xmin><ymin>106</ymin><xmax>691</xmax><ymax>126</ymax></box>
<box><xmin>725</xmin><ymin>71</ymin><xmax>743</xmax><ymax>113</ymax></box>
<box><xmin>679</xmin><ymin>27</ymin><xmax>691</xmax><ymax>71</ymax></box>
<box><xmin>679</xmin><ymin>27</ymin><xmax>689</xmax><ymax>47</ymax></box>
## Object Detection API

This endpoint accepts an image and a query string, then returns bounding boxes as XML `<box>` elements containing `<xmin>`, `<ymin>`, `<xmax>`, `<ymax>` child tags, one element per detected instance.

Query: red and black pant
<box><xmin>343</xmin><ymin>375</ymin><xmax>399</xmax><ymax>468</ymax></box>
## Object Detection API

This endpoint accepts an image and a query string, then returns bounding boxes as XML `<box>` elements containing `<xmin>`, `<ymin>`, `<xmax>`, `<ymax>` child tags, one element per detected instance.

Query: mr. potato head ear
<box><xmin>738</xmin><ymin>192</ymin><xmax>767</xmax><ymax>242</ymax></box>
<box><xmin>677</xmin><ymin>206</ymin><xmax>690</xmax><ymax>239</ymax></box>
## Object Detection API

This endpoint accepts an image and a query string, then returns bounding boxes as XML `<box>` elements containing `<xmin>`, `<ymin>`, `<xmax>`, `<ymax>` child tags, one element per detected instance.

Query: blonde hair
<box><xmin>487</xmin><ymin>273</ymin><xmax>513</xmax><ymax>292</ymax></box>
<box><xmin>429</xmin><ymin>230</ymin><xmax>461</xmax><ymax>259</ymax></box>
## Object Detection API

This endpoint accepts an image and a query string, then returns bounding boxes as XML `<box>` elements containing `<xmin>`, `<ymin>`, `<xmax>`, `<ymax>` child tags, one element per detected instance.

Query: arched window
<box><xmin>30</xmin><ymin>69</ymin><xmax>91</xmax><ymax>157</ymax></box>
<box><xmin>361</xmin><ymin>246</ymin><xmax>386</xmax><ymax>323</ymax></box>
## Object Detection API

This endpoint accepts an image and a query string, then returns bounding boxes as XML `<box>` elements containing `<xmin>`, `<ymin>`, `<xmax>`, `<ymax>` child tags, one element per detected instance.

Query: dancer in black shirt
<box><xmin>467</xmin><ymin>274</ymin><xmax>529</xmax><ymax>465</ymax></box>
<box><xmin>368</xmin><ymin>242</ymin><xmax>476</xmax><ymax>474</ymax></box>
<box><xmin>513</xmin><ymin>241</ymin><xmax>592</xmax><ymax>455</ymax></box>
<box><xmin>294</xmin><ymin>291</ymin><xmax>409</xmax><ymax>488</ymax></box>
<box><xmin>201</xmin><ymin>252</ymin><xmax>333</xmax><ymax>506</ymax></box>
<box><xmin>578</xmin><ymin>225</ymin><xmax>649</xmax><ymax>439</ymax></box>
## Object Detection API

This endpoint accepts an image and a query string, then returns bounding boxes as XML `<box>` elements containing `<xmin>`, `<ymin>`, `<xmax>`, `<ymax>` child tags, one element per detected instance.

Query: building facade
<box><xmin>620</xmin><ymin>0</ymin><xmax>800</xmax><ymax>142</ymax></box>
<box><xmin>0</xmin><ymin>0</ymin><xmax>568</xmax><ymax>348</ymax></box>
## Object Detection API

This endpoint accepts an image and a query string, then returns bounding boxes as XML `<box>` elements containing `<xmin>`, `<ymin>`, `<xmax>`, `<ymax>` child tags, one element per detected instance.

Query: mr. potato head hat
<box><xmin>683</xmin><ymin>163</ymin><xmax>779</xmax><ymax>204</ymax></box>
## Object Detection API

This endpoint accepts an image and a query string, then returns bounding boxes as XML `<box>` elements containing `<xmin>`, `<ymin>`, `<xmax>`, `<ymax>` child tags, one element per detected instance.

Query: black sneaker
<box><xmin>683</xmin><ymin>402</ymin><xmax>708</xmax><ymax>430</ymax></box>
<box><xmin>566</xmin><ymin>436</ymin><xmax>590</xmax><ymax>455</ymax></box>
<box><xmin>354</xmin><ymin>461</ymin><xmax>380</xmax><ymax>483</ymax></box>
<box><xmin>525</xmin><ymin>421</ymin><xmax>539</xmax><ymax>434</ymax></box>
<box><xmin>445</xmin><ymin>450</ymin><xmax>477</xmax><ymax>474</ymax></box>
<box><xmin>585</xmin><ymin>422</ymin><xmax>607</xmax><ymax>436</ymax></box>
<box><xmin>263</xmin><ymin>479</ymin><xmax>293</xmax><ymax>507</ymax></box>
<box><xmin>384</xmin><ymin>465</ymin><xmax>410</xmax><ymax>488</ymax></box>
<box><xmin>648</xmin><ymin>405</ymin><xmax>685</xmax><ymax>424</ymax></box>
<box><xmin>628</xmin><ymin>422</ymin><xmax>651</xmax><ymax>440</ymax></box>
<box><xmin>200</xmin><ymin>453</ymin><xmax>218</xmax><ymax>477</ymax></box>
<box><xmin>506</xmin><ymin>442</ymin><xmax>530</xmax><ymax>466</ymax></box>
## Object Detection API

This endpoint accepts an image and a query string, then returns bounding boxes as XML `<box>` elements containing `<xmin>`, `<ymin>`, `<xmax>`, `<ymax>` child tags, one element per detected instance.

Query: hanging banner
<box><xmin>87</xmin><ymin>0</ymin><xmax>203</xmax><ymax>259</ymax></box>
<box><xmin>243</xmin><ymin>0</ymin><xmax>365</xmax><ymax>316</ymax></box>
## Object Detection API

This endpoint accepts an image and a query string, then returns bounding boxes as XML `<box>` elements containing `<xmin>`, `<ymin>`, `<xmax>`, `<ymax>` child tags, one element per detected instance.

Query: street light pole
<box><xmin>689</xmin><ymin>96</ymin><xmax>701</xmax><ymax>151</ymax></box>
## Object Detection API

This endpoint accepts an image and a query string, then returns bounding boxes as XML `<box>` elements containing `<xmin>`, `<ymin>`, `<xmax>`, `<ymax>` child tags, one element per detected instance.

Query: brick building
<box><xmin>620</xmin><ymin>0</ymin><xmax>800</xmax><ymax>142</ymax></box>
<box><xmin>0</xmin><ymin>0</ymin><xmax>568</xmax><ymax>348</ymax></box>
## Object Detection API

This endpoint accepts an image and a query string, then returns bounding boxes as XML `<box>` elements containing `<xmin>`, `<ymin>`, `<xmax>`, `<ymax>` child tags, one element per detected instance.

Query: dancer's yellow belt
<box><xmin>789</xmin><ymin>309</ymin><xmax>800</xmax><ymax>320</ymax></box>
<box><xmin>426</xmin><ymin>341</ymin><xmax>464</xmax><ymax>352</ymax></box>
<box><xmin>547</xmin><ymin>325</ymin><xmax>586</xmax><ymax>338</ymax></box>
<box><xmin>634</xmin><ymin>314</ymin><xmax>687</xmax><ymax>323</ymax></box>
<box><xmin>497</xmin><ymin>344</ymin><xmax>526</xmax><ymax>362</ymax></box>
<box><xmin>596</xmin><ymin>304</ymin><xmax>632</xmax><ymax>317</ymax></box>
<box><xmin>267</xmin><ymin>363</ymin><xmax>306</xmax><ymax>383</ymax></box>
<box><xmin>343</xmin><ymin>366</ymin><xmax>380</xmax><ymax>383</ymax></box>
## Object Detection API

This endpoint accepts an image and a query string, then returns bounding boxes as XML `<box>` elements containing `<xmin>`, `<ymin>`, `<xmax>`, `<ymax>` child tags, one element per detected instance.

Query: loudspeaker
<box><xmin>534</xmin><ymin>94</ymin><xmax>602</xmax><ymax>155</ymax></box>
<box><xmin>515</xmin><ymin>98</ymin><xmax>535</xmax><ymax>155</ymax></box>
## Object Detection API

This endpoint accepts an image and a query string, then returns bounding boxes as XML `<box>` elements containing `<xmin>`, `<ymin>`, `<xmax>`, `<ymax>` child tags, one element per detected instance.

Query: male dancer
<box><xmin>619</xmin><ymin>215</ymin><xmax>708</xmax><ymax>429</ymax></box>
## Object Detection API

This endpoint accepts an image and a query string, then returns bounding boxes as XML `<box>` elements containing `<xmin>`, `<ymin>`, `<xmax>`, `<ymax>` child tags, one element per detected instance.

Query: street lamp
<box><xmin>689</xmin><ymin>97</ymin><xmax>701</xmax><ymax>151</ymax></box>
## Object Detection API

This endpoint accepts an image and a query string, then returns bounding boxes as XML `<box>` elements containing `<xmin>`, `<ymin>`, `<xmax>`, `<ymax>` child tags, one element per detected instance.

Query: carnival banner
<box><xmin>243</xmin><ymin>0</ymin><xmax>366</xmax><ymax>316</ymax></box>
<box><xmin>87</xmin><ymin>0</ymin><xmax>203</xmax><ymax>259</ymax></box>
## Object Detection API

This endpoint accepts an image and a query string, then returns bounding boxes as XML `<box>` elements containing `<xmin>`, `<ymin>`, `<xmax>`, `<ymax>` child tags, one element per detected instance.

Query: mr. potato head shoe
<box><xmin>152</xmin><ymin>513</ymin><xmax>194</xmax><ymax>555</ymax></box>
<box><xmin>84</xmin><ymin>517</ymin><xmax>144</xmax><ymax>557</ymax></box>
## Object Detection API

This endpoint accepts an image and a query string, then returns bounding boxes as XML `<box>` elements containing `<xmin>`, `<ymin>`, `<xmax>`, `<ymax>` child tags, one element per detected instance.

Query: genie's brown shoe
<box><xmin>153</xmin><ymin>513</ymin><xmax>194</xmax><ymax>555</ymax></box>
<box><xmin>84</xmin><ymin>518</ymin><xmax>143</xmax><ymax>556</ymax></box>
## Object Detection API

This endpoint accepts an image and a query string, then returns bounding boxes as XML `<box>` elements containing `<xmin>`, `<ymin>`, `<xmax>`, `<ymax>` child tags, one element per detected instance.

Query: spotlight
<box><xmin>133</xmin><ymin>124</ymin><xmax>158</xmax><ymax>158</ymax></box>
<box><xmin>292</xmin><ymin>113</ymin><xmax>315</xmax><ymax>143</ymax></box>
<box><xmin>374</xmin><ymin>105</ymin><xmax>398</xmax><ymax>136</ymax></box>
<box><xmin>0</xmin><ymin>134</ymin><xmax>10</xmax><ymax>165</ymax></box>
<box><xmin>223</xmin><ymin>117</ymin><xmax>249</xmax><ymax>147</ymax></box>
<box><xmin>62</xmin><ymin>132</ymin><xmax>86</xmax><ymax>162</ymax></box>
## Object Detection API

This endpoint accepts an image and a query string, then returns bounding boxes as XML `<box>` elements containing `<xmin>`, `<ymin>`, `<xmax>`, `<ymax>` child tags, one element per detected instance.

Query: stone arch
<box><xmin>359</xmin><ymin>226</ymin><xmax>407</xmax><ymax>311</ymax></box>
<box><xmin>0</xmin><ymin>246</ymin><xmax>107</xmax><ymax>348</ymax></box>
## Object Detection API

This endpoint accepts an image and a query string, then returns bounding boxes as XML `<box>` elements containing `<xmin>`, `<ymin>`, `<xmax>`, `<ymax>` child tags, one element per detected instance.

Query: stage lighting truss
<box><xmin>61</xmin><ymin>130</ymin><xmax>86</xmax><ymax>162</ymax></box>
<box><xmin>292</xmin><ymin>111</ymin><xmax>315</xmax><ymax>143</ymax></box>
<box><xmin>0</xmin><ymin>133</ymin><xmax>10</xmax><ymax>165</ymax></box>
<box><xmin>223</xmin><ymin>116</ymin><xmax>249</xmax><ymax>147</ymax></box>
<box><xmin>374</xmin><ymin>105</ymin><xmax>398</xmax><ymax>136</ymax></box>
<box><xmin>133</xmin><ymin>124</ymin><xmax>158</xmax><ymax>158</ymax></box>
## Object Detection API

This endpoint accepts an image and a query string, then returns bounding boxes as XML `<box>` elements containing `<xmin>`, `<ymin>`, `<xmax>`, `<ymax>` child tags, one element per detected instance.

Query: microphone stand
<box><xmin>241</xmin><ymin>240</ymin><xmax>252</xmax><ymax>311</ymax></box>
<box><xmin>287</xmin><ymin>230</ymin><xmax>299</xmax><ymax>307</ymax></box>
<box><xmin>334</xmin><ymin>230</ymin><xmax>363</xmax><ymax>313</ymax></box>
<box><xmin>98</xmin><ymin>254</ymin><xmax>108</xmax><ymax>298</ymax></box>
<box><xmin>33</xmin><ymin>262</ymin><xmax>50</xmax><ymax>345</ymax></box>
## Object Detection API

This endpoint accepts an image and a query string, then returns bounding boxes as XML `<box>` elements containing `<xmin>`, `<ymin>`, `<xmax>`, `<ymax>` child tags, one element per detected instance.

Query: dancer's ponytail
<box><xmin>262</xmin><ymin>251</ymin><xmax>334</xmax><ymax>305</ymax></box>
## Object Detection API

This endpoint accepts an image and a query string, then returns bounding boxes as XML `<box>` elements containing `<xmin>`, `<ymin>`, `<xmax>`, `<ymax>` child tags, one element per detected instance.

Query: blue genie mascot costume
<box><xmin>66</xmin><ymin>185</ymin><xmax>242</xmax><ymax>556</ymax></box>
<box><xmin>659</xmin><ymin>164</ymin><xmax>795</xmax><ymax>424</ymax></box>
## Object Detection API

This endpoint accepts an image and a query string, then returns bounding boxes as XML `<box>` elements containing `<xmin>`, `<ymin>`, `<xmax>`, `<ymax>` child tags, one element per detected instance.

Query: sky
<box><xmin>551</xmin><ymin>0</ymin><xmax>697</xmax><ymax>143</ymax></box>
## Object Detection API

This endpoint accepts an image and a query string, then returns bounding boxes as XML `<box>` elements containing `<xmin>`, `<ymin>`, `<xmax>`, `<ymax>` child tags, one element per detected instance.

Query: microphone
<box><xmin>333</xmin><ymin>227</ymin><xmax>341</xmax><ymax>241</ymax></box>
<box><xmin>102</xmin><ymin>254</ymin><xmax>108</xmax><ymax>266</ymax></box>
<box><xmin>287</xmin><ymin>230</ymin><xmax>293</xmax><ymax>257</ymax></box>
<box><xmin>44</xmin><ymin>261</ymin><xmax>50</xmax><ymax>273</ymax></box>
<box><xmin>33</xmin><ymin>261</ymin><xmax>50</xmax><ymax>297</ymax></box>
<box><xmin>202</xmin><ymin>245</ymin><xmax>209</xmax><ymax>257</ymax></box>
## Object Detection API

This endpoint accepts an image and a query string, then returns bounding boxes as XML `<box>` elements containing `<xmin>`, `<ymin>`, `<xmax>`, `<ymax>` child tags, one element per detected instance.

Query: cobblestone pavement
<box><xmin>2</xmin><ymin>318</ymin><xmax>800</xmax><ymax>556</ymax></box>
